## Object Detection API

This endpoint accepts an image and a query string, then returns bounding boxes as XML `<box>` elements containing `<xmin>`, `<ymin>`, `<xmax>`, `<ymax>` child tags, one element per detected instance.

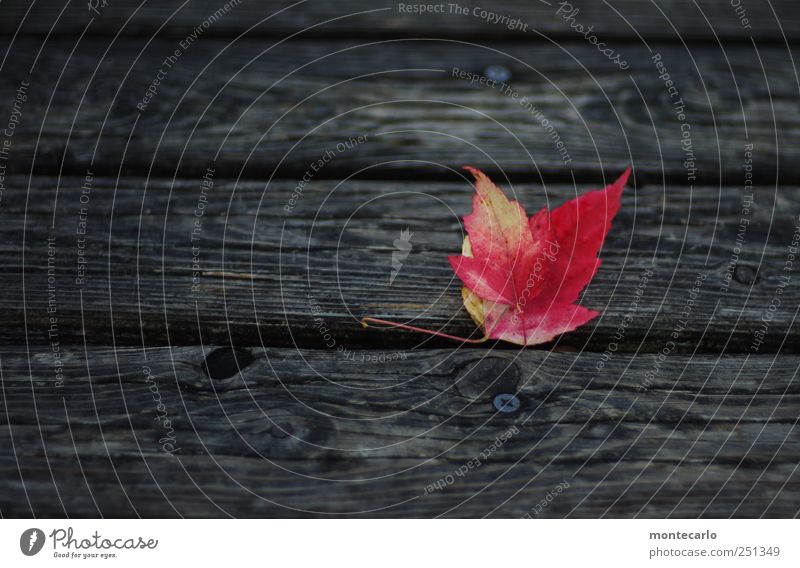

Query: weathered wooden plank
<box><xmin>3</xmin><ymin>345</ymin><xmax>800</xmax><ymax>460</ymax></box>
<box><xmin>0</xmin><ymin>38</ymin><xmax>795</xmax><ymax>182</ymax></box>
<box><xmin>2</xmin><ymin>0</ymin><xmax>798</xmax><ymax>41</ymax></box>
<box><xmin>1</xmin><ymin>455</ymin><xmax>796</xmax><ymax>517</ymax></box>
<box><xmin>1</xmin><ymin>175</ymin><xmax>798</xmax><ymax>351</ymax></box>
<box><xmin>1</xmin><ymin>346</ymin><xmax>798</xmax><ymax>517</ymax></box>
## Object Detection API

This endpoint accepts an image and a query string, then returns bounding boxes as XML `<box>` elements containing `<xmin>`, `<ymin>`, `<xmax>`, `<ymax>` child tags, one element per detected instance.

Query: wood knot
<box><xmin>733</xmin><ymin>264</ymin><xmax>760</xmax><ymax>286</ymax></box>
<box><xmin>203</xmin><ymin>347</ymin><xmax>256</xmax><ymax>380</ymax></box>
<box><xmin>455</xmin><ymin>357</ymin><xmax>520</xmax><ymax>401</ymax></box>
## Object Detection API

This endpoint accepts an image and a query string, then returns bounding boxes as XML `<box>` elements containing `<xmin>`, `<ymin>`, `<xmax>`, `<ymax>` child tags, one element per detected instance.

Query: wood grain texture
<box><xmin>2</xmin><ymin>0</ymin><xmax>799</xmax><ymax>41</ymax></box>
<box><xmin>1</xmin><ymin>175</ymin><xmax>798</xmax><ymax>351</ymax></box>
<box><xmin>0</xmin><ymin>38</ymin><xmax>796</xmax><ymax>182</ymax></box>
<box><xmin>1</xmin><ymin>345</ymin><xmax>798</xmax><ymax>517</ymax></box>
<box><xmin>1</xmin><ymin>2</ymin><xmax>799</xmax><ymax>521</ymax></box>
<box><xmin>2</xmin><ymin>455</ymin><xmax>797</xmax><ymax>518</ymax></box>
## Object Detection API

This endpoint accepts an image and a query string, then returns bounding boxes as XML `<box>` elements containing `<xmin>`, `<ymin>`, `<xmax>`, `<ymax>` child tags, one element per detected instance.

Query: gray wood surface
<box><xmin>0</xmin><ymin>38</ymin><xmax>796</xmax><ymax>181</ymax></box>
<box><xmin>2</xmin><ymin>0</ymin><xmax>798</xmax><ymax>41</ymax></box>
<box><xmin>1</xmin><ymin>175</ymin><xmax>797</xmax><ymax>351</ymax></box>
<box><xmin>1</xmin><ymin>1</ymin><xmax>799</xmax><ymax>519</ymax></box>
<box><xmin>1</xmin><ymin>345</ymin><xmax>797</xmax><ymax>517</ymax></box>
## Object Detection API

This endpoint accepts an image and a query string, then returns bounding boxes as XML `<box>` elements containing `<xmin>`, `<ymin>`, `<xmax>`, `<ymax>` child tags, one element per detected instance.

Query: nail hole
<box><xmin>733</xmin><ymin>264</ymin><xmax>760</xmax><ymax>286</ymax></box>
<box><xmin>456</xmin><ymin>358</ymin><xmax>520</xmax><ymax>400</ymax></box>
<box><xmin>203</xmin><ymin>348</ymin><xmax>255</xmax><ymax>380</ymax></box>
<box><xmin>270</xmin><ymin>425</ymin><xmax>292</xmax><ymax>439</ymax></box>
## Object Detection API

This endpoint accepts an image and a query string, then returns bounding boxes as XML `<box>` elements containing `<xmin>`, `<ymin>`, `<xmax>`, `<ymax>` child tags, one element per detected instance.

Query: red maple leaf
<box><xmin>362</xmin><ymin>166</ymin><xmax>630</xmax><ymax>345</ymax></box>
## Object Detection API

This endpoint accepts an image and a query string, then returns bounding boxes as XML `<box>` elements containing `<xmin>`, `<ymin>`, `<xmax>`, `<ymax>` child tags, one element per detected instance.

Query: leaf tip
<box><xmin>618</xmin><ymin>166</ymin><xmax>632</xmax><ymax>187</ymax></box>
<box><xmin>462</xmin><ymin>165</ymin><xmax>487</xmax><ymax>184</ymax></box>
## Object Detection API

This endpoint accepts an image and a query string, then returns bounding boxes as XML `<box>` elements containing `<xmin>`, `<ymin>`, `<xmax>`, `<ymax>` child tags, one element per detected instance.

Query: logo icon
<box><xmin>389</xmin><ymin>228</ymin><xmax>413</xmax><ymax>285</ymax></box>
<box><xmin>20</xmin><ymin>528</ymin><xmax>45</xmax><ymax>556</ymax></box>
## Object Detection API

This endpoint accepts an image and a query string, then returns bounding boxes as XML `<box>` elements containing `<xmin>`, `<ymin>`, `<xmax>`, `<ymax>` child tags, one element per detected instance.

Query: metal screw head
<box><xmin>493</xmin><ymin>393</ymin><xmax>521</xmax><ymax>413</ymax></box>
<box><xmin>484</xmin><ymin>64</ymin><xmax>511</xmax><ymax>83</ymax></box>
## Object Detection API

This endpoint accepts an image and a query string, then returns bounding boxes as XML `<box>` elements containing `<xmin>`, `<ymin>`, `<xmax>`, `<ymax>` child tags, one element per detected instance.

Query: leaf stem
<box><xmin>360</xmin><ymin>317</ymin><xmax>489</xmax><ymax>344</ymax></box>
